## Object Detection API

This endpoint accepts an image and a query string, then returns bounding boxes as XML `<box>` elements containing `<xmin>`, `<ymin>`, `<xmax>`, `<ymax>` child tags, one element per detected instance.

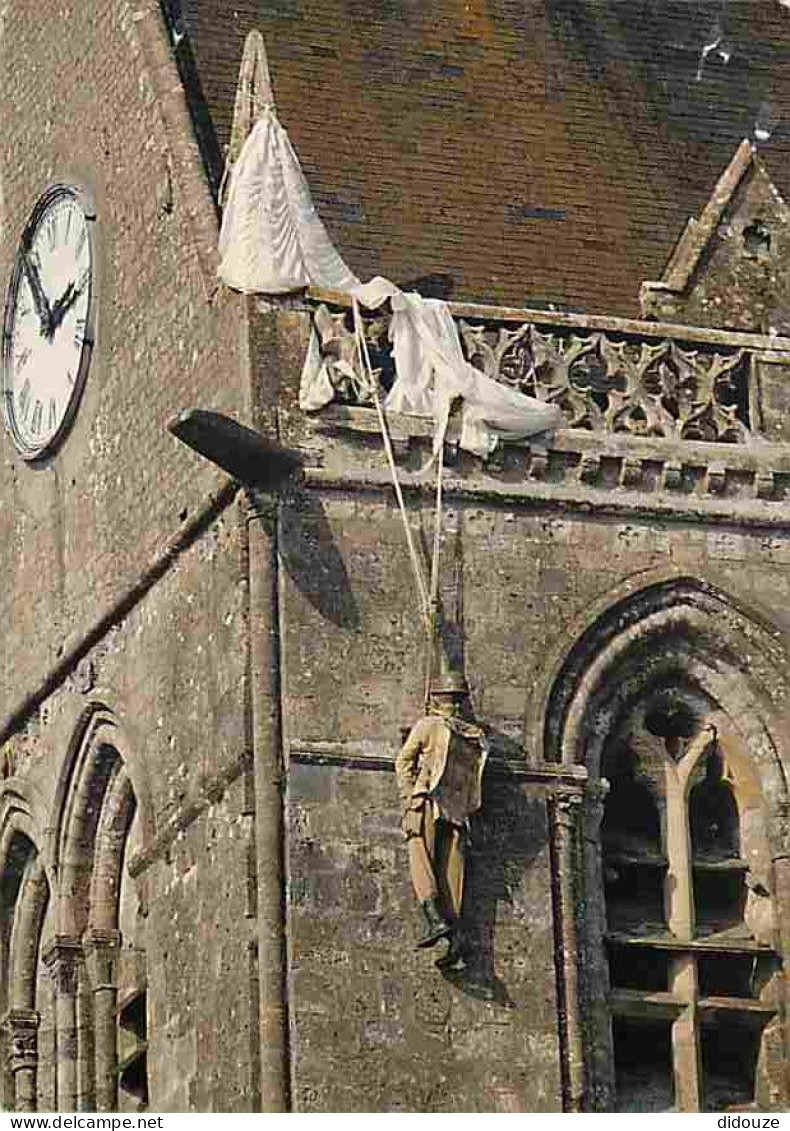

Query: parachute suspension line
<box><xmin>423</xmin><ymin>441</ymin><xmax>445</xmax><ymax>710</ymax></box>
<box><xmin>429</xmin><ymin>442</ymin><xmax>444</xmax><ymax>613</ymax></box>
<box><xmin>352</xmin><ymin>298</ymin><xmax>431</xmax><ymax>632</ymax></box>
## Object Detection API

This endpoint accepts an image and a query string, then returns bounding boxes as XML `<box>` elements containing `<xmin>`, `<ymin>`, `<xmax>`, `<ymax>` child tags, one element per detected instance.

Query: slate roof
<box><xmin>176</xmin><ymin>0</ymin><xmax>790</xmax><ymax>316</ymax></box>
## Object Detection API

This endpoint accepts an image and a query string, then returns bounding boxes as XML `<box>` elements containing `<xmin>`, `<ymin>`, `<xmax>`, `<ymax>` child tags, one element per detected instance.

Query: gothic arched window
<box><xmin>0</xmin><ymin>711</ymin><xmax>149</xmax><ymax>1113</ymax></box>
<box><xmin>0</xmin><ymin>819</ymin><xmax>50</xmax><ymax>1113</ymax></box>
<box><xmin>603</xmin><ymin>701</ymin><xmax>780</xmax><ymax>1113</ymax></box>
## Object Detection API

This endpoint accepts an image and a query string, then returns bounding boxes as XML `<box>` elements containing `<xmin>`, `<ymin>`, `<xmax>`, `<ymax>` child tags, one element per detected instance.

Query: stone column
<box><xmin>246</xmin><ymin>492</ymin><xmax>290</xmax><ymax>1112</ymax></box>
<box><xmin>549</xmin><ymin>787</ymin><xmax>585</xmax><ymax>1113</ymax></box>
<box><xmin>6</xmin><ymin>1009</ymin><xmax>39</xmax><ymax>1112</ymax></box>
<box><xmin>581</xmin><ymin>779</ymin><xmax>613</xmax><ymax>1112</ymax></box>
<box><xmin>769</xmin><ymin>810</ymin><xmax>790</xmax><ymax>1110</ymax></box>
<box><xmin>768</xmin><ymin>800</ymin><xmax>790</xmax><ymax>960</ymax></box>
<box><xmin>670</xmin><ymin>956</ymin><xmax>702</xmax><ymax>1113</ymax></box>
<box><xmin>664</xmin><ymin>758</ymin><xmax>702</xmax><ymax>1111</ymax></box>
<box><xmin>43</xmin><ymin>938</ymin><xmax>82</xmax><ymax>1113</ymax></box>
<box><xmin>37</xmin><ymin>978</ymin><xmax>57</xmax><ymax>1113</ymax></box>
<box><xmin>84</xmin><ymin>933</ymin><xmax>119</xmax><ymax>1112</ymax></box>
<box><xmin>664</xmin><ymin>765</ymin><xmax>694</xmax><ymax>938</ymax></box>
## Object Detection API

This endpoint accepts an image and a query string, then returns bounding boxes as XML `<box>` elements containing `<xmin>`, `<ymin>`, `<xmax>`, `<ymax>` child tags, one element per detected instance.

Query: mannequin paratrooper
<box><xmin>396</xmin><ymin>667</ymin><xmax>488</xmax><ymax>960</ymax></box>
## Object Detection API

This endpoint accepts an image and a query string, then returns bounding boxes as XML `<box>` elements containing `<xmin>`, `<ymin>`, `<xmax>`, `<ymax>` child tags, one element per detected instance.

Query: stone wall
<box><xmin>0</xmin><ymin>0</ymin><xmax>247</xmax><ymax>721</ymax></box>
<box><xmin>277</xmin><ymin>291</ymin><xmax>790</xmax><ymax>1111</ymax></box>
<box><xmin>288</xmin><ymin>760</ymin><xmax>561</xmax><ymax>1112</ymax></box>
<box><xmin>3</xmin><ymin>0</ymin><xmax>790</xmax><ymax>1112</ymax></box>
<box><xmin>641</xmin><ymin>146</ymin><xmax>790</xmax><ymax>336</ymax></box>
<box><xmin>0</xmin><ymin>0</ymin><xmax>257</xmax><ymax>1112</ymax></box>
<box><xmin>279</xmin><ymin>475</ymin><xmax>790</xmax><ymax>1110</ymax></box>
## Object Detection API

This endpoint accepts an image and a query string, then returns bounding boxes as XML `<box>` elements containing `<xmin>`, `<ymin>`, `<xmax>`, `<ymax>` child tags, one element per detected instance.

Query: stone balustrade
<box><xmin>303</xmin><ymin>290</ymin><xmax>790</xmax><ymax>516</ymax></box>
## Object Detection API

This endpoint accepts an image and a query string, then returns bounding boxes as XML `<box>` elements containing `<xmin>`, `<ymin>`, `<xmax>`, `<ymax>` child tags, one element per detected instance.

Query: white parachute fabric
<box><xmin>218</xmin><ymin>30</ymin><xmax>275</xmax><ymax>209</ymax></box>
<box><xmin>298</xmin><ymin>305</ymin><xmax>365</xmax><ymax>412</ymax></box>
<box><xmin>215</xmin><ymin>58</ymin><xmax>561</xmax><ymax>455</ymax></box>
<box><xmin>351</xmin><ymin>277</ymin><xmax>563</xmax><ymax>459</ymax></box>
<box><xmin>299</xmin><ymin>323</ymin><xmax>336</xmax><ymax>412</ymax></box>
<box><xmin>218</xmin><ymin>108</ymin><xmax>360</xmax><ymax>295</ymax></box>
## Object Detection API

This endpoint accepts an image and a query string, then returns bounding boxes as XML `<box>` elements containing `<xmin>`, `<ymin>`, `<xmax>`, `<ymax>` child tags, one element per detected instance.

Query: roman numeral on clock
<box><xmin>15</xmin><ymin>345</ymin><xmax>31</xmax><ymax>371</ymax></box>
<box><xmin>45</xmin><ymin>213</ymin><xmax>58</xmax><ymax>250</ymax></box>
<box><xmin>18</xmin><ymin>378</ymin><xmax>31</xmax><ymax>420</ymax></box>
<box><xmin>48</xmin><ymin>399</ymin><xmax>58</xmax><ymax>430</ymax></box>
<box><xmin>31</xmin><ymin>400</ymin><xmax>43</xmax><ymax>434</ymax></box>
<box><xmin>75</xmin><ymin>318</ymin><xmax>86</xmax><ymax>347</ymax></box>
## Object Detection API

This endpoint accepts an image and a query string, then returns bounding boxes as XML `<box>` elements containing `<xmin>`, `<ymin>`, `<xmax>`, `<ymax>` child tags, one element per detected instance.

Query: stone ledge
<box><xmin>309</xmin><ymin>405</ymin><xmax>790</xmax><ymax>467</ymax></box>
<box><xmin>301</xmin><ymin>464</ymin><xmax>790</xmax><ymax>529</ymax></box>
<box><xmin>289</xmin><ymin>740</ymin><xmax>589</xmax><ymax>786</ymax></box>
<box><xmin>304</xmin><ymin>409</ymin><xmax>790</xmax><ymax>511</ymax></box>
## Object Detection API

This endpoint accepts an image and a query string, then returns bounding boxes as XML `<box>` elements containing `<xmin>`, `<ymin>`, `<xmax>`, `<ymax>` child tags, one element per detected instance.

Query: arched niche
<box><xmin>0</xmin><ymin>795</ymin><xmax>50</xmax><ymax>1113</ymax></box>
<box><xmin>47</xmin><ymin>706</ymin><xmax>151</xmax><ymax>1113</ymax></box>
<box><xmin>53</xmin><ymin>703</ymin><xmax>154</xmax><ymax>872</ymax></box>
<box><xmin>52</xmin><ymin>705</ymin><xmax>152</xmax><ymax>940</ymax></box>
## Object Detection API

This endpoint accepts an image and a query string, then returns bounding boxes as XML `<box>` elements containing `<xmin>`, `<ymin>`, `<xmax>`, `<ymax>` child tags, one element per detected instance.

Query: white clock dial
<box><xmin>2</xmin><ymin>185</ymin><xmax>96</xmax><ymax>459</ymax></box>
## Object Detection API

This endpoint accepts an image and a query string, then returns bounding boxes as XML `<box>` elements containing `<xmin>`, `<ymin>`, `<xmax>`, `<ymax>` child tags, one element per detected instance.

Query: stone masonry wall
<box><xmin>643</xmin><ymin>161</ymin><xmax>790</xmax><ymax>336</ymax></box>
<box><xmin>288</xmin><ymin>760</ymin><xmax>560</xmax><ymax>1112</ymax></box>
<box><xmin>280</xmin><ymin>492</ymin><xmax>790</xmax><ymax>752</ymax></box>
<box><xmin>2</xmin><ymin>500</ymin><xmax>256</xmax><ymax>1111</ymax></box>
<box><xmin>0</xmin><ymin>0</ymin><xmax>249</xmax><ymax>721</ymax></box>
<box><xmin>0</xmin><ymin>0</ymin><xmax>257</xmax><ymax>1112</ymax></box>
<box><xmin>279</xmin><ymin>456</ymin><xmax>790</xmax><ymax>1111</ymax></box>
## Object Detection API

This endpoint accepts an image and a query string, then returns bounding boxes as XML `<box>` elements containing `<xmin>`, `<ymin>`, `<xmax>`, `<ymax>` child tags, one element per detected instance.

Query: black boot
<box><xmin>435</xmin><ymin>931</ymin><xmax>467</xmax><ymax>971</ymax></box>
<box><xmin>416</xmin><ymin>899</ymin><xmax>453</xmax><ymax>949</ymax></box>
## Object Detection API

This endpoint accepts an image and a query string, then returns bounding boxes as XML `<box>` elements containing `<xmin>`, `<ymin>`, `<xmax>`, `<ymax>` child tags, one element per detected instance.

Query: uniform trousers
<box><xmin>406</xmin><ymin>801</ymin><xmax>465</xmax><ymax>919</ymax></box>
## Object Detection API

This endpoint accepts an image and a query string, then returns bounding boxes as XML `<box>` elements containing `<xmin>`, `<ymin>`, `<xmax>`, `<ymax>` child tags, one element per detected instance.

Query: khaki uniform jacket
<box><xmin>395</xmin><ymin>713</ymin><xmax>488</xmax><ymax>828</ymax></box>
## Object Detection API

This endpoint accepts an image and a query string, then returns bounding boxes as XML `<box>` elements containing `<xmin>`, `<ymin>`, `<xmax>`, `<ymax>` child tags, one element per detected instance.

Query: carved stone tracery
<box><xmin>459</xmin><ymin>323</ymin><xmax>750</xmax><ymax>443</ymax></box>
<box><xmin>309</xmin><ymin>305</ymin><xmax>390</xmax><ymax>407</ymax></box>
<box><xmin>306</xmin><ymin>302</ymin><xmax>755</xmax><ymax>446</ymax></box>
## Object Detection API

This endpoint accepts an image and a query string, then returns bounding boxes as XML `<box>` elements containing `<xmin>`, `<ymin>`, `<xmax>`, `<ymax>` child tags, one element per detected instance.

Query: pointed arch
<box><xmin>539</xmin><ymin>574</ymin><xmax>790</xmax><ymax>808</ymax></box>
<box><xmin>52</xmin><ymin>699</ymin><xmax>154</xmax><ymax>908</ymax></box>
<box><xmin>0</xmin><ymin>783</ymin><xmax>52</xmax><ymax>1112</ymax></box>
<box><xmin>0</xmin><ymin>781</ymin><xmax>52</xmax><ymax>887</ymax></box>
<box><xmin>0</xmin><ymin>783</ymin><xmax>52</xmax><ymax>1011</ymax></box>
<box><xmin>46</xmin><ymin>699</ymin><xmax>151</xmax><ymax>1112</ymax></box>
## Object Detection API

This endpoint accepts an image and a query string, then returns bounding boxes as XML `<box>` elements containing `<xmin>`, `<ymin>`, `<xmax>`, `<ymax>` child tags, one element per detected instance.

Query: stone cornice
<box><xmin>300</xmin><ymin>461</ymin><xmax>790</xmax><ymax>529</ymax></box>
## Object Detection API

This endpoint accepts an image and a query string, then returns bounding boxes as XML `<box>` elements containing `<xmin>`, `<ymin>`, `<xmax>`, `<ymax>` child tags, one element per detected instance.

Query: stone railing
<box><xmin>458</xmin><ymin>321</ymin><xmax>750</xmax><ymax>445</ymax></box>
<box><xmin>301</xmin><ymin>291</ymin><xmax>790</xmax><ymax>513</ymax></box>
<box><xmin>303</xmin><ymin>292</ymin><xmax>787</xmax><ymax>445</ymax></box>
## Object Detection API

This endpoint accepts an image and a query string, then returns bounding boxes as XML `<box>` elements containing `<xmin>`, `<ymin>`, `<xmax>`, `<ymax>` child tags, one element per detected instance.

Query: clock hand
<box><xmin>20</xmin><ymin>250</ymin><xmax>52</xmax><ymax>334</ymax></box>
<box><xmin>49</xmin><ymin>283</ymin><xmax>78</xmax><ymax>333</ymax></box>
<box><xmin>49</xmin><ymin>268</ymin><xmax>89</xmax><ymax>334</ymax></box>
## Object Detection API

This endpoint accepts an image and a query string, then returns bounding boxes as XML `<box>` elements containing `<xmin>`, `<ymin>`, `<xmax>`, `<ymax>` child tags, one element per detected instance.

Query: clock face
<box><xmin>2</xmin><ymin>185</ymin><xmax>96</xmax><ymax>459</ymax></box>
